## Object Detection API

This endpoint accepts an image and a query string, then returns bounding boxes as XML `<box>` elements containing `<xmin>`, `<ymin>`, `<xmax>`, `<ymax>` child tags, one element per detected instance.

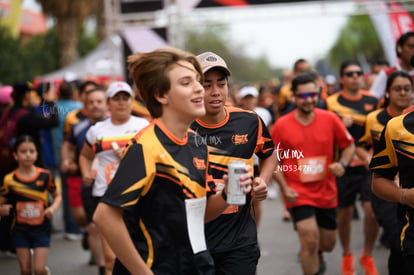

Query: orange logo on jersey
<box><xmin>232</xmin><ymin>134</ymin><xmax>248</xmax><ymax>145</ymax></box>
<box><xmin>35</xmin><ymin>180</ymin><xmax>44</xmax><ymax>187</ymax></box>
<box><xmin>364</xmin><ymin>104</ymin><xmax>374</xmax><ymax>112</ymax></box>
<box><xmin>193</xmin><ymin>158</ymin><xmax>206</xmax><ymax>170</ymax></box>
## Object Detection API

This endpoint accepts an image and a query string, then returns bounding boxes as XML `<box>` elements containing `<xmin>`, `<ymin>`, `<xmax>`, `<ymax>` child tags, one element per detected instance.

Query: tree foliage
<box><xmin>0</xmin><ymin>25</ymin><xmax>97</xmax><ymax>85</ymax></box>
<box><xmin>184</xmin><ymin>25</ymin><xmax>278</xmax><ymax>84</ymax></box>
<box><xmin>326</xmin><ymin>14</ymin><xmax>383</xmax><ymax>73</ymax></box>
<box><xmin>36</xmin><ymin>0</ymin><xmax>98</xmax><ymax>66</ymax></box>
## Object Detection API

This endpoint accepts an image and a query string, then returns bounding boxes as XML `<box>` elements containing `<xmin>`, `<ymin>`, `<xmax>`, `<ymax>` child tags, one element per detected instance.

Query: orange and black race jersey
<box><xmin>370</xmin><ymin>111</ymin><xmax>414</xmax><ymax>255</ymax></box>
<box><xmin>0</xmin><ymin>167</ymin><xmax>56</xmax><ymax>235</ymax></box>
<box><xmin>101</xmin><ymin>119</ymin><xmax>214</xmax><ymax>274</ymax></box>
<box><xmin>190</xmin><ymin>106</ymin><xmax>275</xmax><ymax>254</ymax></box>
<box><xmin>327</xmin><ymin>90</ymin><xmax>377</xmax><ymax>167</ymax></box>
<box><xmin>63</xmin><ymin>108</ymin><xmax>88</xmax><ymax>139</ymax></box>
<box><xmin>358</xmin><ymin>107</ymin><xmax>396</xmax><ymax>151</ymax></box>
<box><xmin>326</xmin><ymin>90</ymin><xmax>378</xmax><ymax>142</ymax></box>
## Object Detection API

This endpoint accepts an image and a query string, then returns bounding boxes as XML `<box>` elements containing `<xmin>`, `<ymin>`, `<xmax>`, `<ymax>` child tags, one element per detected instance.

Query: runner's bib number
<box><xmin>16</xmin><ymin>201</ymin><xmax>44</xmax><ymax>225</ymax></box>
<box><xmin>297</xmin><ymin>156</ymin><xmax>327</xmax><ymax>183</ymax></box>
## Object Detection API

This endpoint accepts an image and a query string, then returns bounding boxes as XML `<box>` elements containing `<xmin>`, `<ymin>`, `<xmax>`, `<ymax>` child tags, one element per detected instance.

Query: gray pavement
<box><xmin>1</xmin><ymin>193</ymin><xmax>389</xmax><ymax>275</ymax></box>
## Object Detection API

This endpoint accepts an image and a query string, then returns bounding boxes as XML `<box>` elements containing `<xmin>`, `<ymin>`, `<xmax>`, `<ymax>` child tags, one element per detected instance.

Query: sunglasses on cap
<box><xmin>295</xmin><ymin>91</ymin><xmax>319</xmax><ymax>99</ymax></box>
<box><xmin>343</xmin><ymin>71</ymin><xmax>363</xmax><ymax>77</ymax></box>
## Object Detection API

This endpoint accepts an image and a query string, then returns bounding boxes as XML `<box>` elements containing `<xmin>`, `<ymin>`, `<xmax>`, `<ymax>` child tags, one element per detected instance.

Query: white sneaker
<box><xmin>64</xmin><ymin>233</ymin><xmax>82</xmax><ymax>241</ymax></box>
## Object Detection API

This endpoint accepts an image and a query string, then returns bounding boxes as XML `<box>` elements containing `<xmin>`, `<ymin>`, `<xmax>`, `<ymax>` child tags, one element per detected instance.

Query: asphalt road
<box><xmin>1</xmin><ymin>190</ymin><xmax>389</xmax><ymax>275</ymax></box>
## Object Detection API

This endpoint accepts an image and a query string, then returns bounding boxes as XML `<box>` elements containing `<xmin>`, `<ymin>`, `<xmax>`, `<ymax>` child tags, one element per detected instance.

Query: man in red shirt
<box><xmin>272</xmin><ymin>72</ymin><xmax>355</xmax><ymax>275</ymax></box>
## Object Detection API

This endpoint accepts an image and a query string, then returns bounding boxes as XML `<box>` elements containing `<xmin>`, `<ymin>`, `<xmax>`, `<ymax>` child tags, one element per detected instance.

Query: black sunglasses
<box><xmin>343</xmin><ymin>71</ymin><xmax>363</xmax><ymax>77</ymax></box>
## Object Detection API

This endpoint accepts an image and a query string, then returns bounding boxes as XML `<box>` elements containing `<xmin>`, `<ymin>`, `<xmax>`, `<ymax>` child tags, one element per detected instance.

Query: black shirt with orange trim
<box><xmin>63</xmin><ymin>108</ymin><xmax>88</xmax><ymax>140</ymax></box>
<box><xmin>190</xmin><ymin>106</ymin><xmax>275</xmax><ymax>254</ymax></box>
<box><xmin>327</xmin><ymin>90</ymin><xmax>378</xmax><ymax>168</ymax></box>
<box><xmin>326</xmin><ymin>90</ymin><xmax>378</xmax><ymax>142</ymax></box>
<box><xmin>0</xmin><ymin>167</ymin><xmax>56</xmax><ymax>235</ymax></box>
<box><xmin>370</xmin><ymin>111</ymin><xmax>414</xmax><ymax>255</ymax></box>
<box><xmin>358</xmin><ymin>107</ymin><xmax>396</xmax><ymax>151</ymax></box>
<box><xmin>101</xmin><ymin>119</ymin><xmax>214</xmax><ymax>274</ymax></box>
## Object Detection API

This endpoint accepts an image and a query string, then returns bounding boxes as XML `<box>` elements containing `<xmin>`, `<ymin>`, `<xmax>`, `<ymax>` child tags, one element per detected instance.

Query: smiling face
<box><xmin>202</xmin><ymin>68</ymin><xmax>228</xmax><ymax>122</ymax></box>
<box><xmin>160</xmin><ymin>61</ymin><xmax>205</xmax><ymax>124</ymax></box>
<box><xmin>294</xmin><ymin>81</ymin><xmax>319</xmax><ymax>115</ymax></box>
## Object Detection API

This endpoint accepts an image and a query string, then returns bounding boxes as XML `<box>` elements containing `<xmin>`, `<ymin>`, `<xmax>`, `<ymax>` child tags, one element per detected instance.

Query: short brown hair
<box><xmin>128</xmin><ymin>48</ymin><xmax>203</xmax><ymax>118</ymax></box>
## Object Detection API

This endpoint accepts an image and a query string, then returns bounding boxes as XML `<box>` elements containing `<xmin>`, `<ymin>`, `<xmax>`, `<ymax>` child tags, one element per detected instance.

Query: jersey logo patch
<box><xmin>193</xmin><ymin>157</ymin><xmax>206</xmax><ymax>170</ymax></box>
<box><xmin>35</xmin><ymin>180</ymin><xmax>44</xmax><ymax>187</ymax></box>
<box><xmin>232</xmin><ymin>134</ymin><xmax>248</xmax><ymax>145</ymax></box>
<box><xmin>364</xmin><ymin>104</ymin><xmax>374</xmax><ymax>112</ymax></box>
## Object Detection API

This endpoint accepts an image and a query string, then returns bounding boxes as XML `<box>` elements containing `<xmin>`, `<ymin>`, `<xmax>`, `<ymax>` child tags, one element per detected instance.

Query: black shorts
<box><xmin>289</xmin><ymin>205</ymin><xmax>337</xmax><ymax>230</ymax></box>
<box><xmin>336</xmin><ymin>167</ymin><xmax>371</xmax><ymax>208</ymax></box>
<box><xmin>81</xmin><ymin>186</ymin><xmax>100</xmax><ymax>223</ymax></box>
<box><xmin>371</xmin><ymin>194</ymin><xmax>400</xmax><ymax>250</ymax></box>
<box><xmin>212</xmin><ymin>244</ymin><xmax>260</xmax><ymax>275</ymax></box>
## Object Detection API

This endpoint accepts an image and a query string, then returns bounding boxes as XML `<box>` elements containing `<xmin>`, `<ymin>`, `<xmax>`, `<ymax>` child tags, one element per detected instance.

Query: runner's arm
<box><xmin>79</xmin><ymin>142</ymin><xmax>95</xmax><ymax>187</ymax></box>
<box><xmin>93</xmin><ymin>203</ymin><xmax>154</xmax><ymax>275</ymax></box>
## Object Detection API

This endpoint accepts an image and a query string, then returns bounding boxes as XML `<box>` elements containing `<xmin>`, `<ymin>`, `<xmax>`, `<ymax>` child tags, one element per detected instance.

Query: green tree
<box><xmin>327</xmin><ymin>14</ymin><xmax>383</xmax><ymax>72</ymax></box>
<box><xmin>36</xmin><ymin>0</ymin><xmax>98</xmax><ymax>66</ymax></box>
<box><xmin>0</xmin><ymin>24</ymin><xmax>97</xmax><ymax>85</ymax></box>
<box><xmin>0</xmin><ymin>26</ymin><xmax>24</xmax><ymax>84</ymax></box>
<box><xmin>184</xmin><ymin>25</ymin><xmax>277</xmax><ymax>84</ymax></box>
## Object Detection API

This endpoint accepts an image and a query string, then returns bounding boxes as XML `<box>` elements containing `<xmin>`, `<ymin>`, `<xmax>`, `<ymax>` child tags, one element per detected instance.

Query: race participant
<box><xmin>272</xmin><ymin>72</ymin><xmax>354</xmax><ymax>275</ymax></box>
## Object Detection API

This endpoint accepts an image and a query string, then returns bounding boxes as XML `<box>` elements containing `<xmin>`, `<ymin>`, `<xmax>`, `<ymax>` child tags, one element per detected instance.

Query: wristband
<box><xmin>339</xmin><ymin>161</ymin><xmax>348</xmax><ymax>169</ymax></box>
<box><xmin>221</xmin><ymin>189</ymin><xmax>227</xmax><ymax>201</ymax></box>
<box><xmin>400</xmin><ymin>188</ymin><xmax>406</xmax><ymax>204</ymax></box>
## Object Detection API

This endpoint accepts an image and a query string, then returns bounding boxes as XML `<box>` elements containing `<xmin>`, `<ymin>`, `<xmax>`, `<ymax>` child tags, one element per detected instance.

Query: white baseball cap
<box><xmin>106</xmin><ymin>81</ymin><xmax>133</xmax><ymax>98</ymax></box>
<box><xmin>239</xmin><ymin>86</ymin><xmax>259</xmax><ymax>98</ymax></box>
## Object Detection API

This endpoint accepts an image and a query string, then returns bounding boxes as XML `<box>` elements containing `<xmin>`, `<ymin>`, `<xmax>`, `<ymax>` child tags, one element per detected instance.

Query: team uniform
<box><xmin>64</xmin><ymin>109</ymin><xmax>88</xmax><ymax>140</ymax></box>
<box><xmin>326</xmin><ymin>91</ymin><xmax>378</xmax><ymax>207</ymax></box>
<box><xmin>0</xmin><ymin>168</ymin><xmax>56</xmax><ymax>248</ymax></box>
<box><xmin>84</xmin><ymin>116</ymin><xmax>148</xmax><ymax>220</ymax></box>
<box><xmin>370</xmin><ymin>111</ymin><xmax>414</xmax><ymax>260</ymax></box>
<box><xmin>101</xmin><ymin>119</ymin><xmax>215</xmax><ymax>275</ymax></box>
<box><xmin>271</xmin><ymin>108</ymin><xmax>353</xmax><ymax>228</ymax></box>
<box><xmin>190</xmin><ymin>106</ymin><xmax>274</xmax><ymax>274</ymax></box>
<box><xmin>362</xmin><ymin>107</ymin><xmax>406</xmax><ymax>274</ymax></box>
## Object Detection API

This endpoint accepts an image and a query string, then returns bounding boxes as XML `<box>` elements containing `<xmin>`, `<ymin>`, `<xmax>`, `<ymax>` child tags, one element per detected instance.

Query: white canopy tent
<box><xmin>35</xmin><ymin>27</ymin><xmax>168</xmax><ymax>84</ymax></box>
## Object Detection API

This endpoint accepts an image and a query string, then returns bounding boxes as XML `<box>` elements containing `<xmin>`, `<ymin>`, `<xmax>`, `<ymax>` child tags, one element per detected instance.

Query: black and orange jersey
<box><xmin>326</xmin><ymin>90</ymin><xmax>378</xmax><ymax>142</ymax></box>
<box><xmin>101</xmin><ymin>119</ymin><xmax>214</xmax><ymax>274</ymax></box>
<box><xmin>190</xmin><ymin>106</ymin><xmax>275</xmax><ymax>254</ymax></box>
<box><xmin>327</xmin><ymin>90</ymin><xmax>377</xmax><ymax>167</ymax></box>
<box><xmin>132</xmin><ymin>96</ymin><xmax>152</xmax><ymax>121</ymax></box>
<box><xmin>358</xmin><ymin>107</ymin><xmax>396</xmax><ymax>151</ymax></box>
<box><xmin>63</xmin><ymin>108</ymin><xmax>88</xmax><ymax>139</ymax></box>
<box><xmin>0</xmin><ymin>167</ymin><xmax>56</xmax><ymax>235</ymax></box>
<box><xmin>370</xmin><ymin>111</ymin><xmax>414</xmax><ymax>254</ymax></box>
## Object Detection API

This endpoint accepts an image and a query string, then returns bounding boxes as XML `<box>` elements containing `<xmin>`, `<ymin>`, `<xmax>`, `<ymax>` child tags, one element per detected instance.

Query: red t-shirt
<box><xmin>271</xmin><ymin>108</ymin><xmax>354</xmax><ymax>208</ymax></box>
